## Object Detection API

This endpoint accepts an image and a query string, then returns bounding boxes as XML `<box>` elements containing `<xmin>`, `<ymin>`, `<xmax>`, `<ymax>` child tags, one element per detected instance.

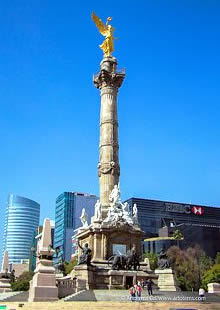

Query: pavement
<box><xmin>64</xmin><ymin>289</ymin><xmax>220</xmax><ymax>303</ymax></box>
<box><xmin>0</xmin><ymin>289</ymin><xmax>220</xmax><ymax>310</ymax></box>
<box><xmin>0</xmin><ymin>301</ymin><xmax>220</xmax><ymax>310</ymax></box>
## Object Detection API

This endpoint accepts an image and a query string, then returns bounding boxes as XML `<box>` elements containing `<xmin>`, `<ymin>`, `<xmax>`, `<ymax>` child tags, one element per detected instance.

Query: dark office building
<box><xmin>126</xmin><ymin>198</ymin><xmax>220</xmax><ymax>258</ymax></box>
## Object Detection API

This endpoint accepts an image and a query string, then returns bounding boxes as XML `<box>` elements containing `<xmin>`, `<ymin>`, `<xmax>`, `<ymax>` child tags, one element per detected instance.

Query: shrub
<box><xmin>215</xmin><ymin>253</ymin><xmax>220</xmax><ymax>265</ymax></box>
<box><xmin>167</xmin><ymin>245</ymin><xmax>213</xmax><ymax>291</ymax></box>
<box><xmin>143</xmin><ymin>252</ymin><xmax>158</xmax><ymax>270</ymax></box>
<box><xmin>11</xmin><ymin>280</ymin><xmax>30</xmax><ymax>291</ymax></box>
<box><xmin>64</xmin><ymin>257</ymin><xmax>78</xmax><ymax>275</ymax></box>
<box><xmin>11</xmin><ymin>271</ymin><xmax>34</xmax><ymax>291</ymax></box>
<box><xmin>202</xmin><ymin>264</ymin><xmax>220</xmax><ymax>290</ymax></box>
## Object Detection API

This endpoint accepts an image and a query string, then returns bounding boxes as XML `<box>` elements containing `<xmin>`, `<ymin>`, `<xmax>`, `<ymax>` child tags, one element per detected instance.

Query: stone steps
<box><xmin>0</xmin><ymin>291</ymin><xmax>23</xmax><ymax>301</ymax></box>
<box><xmin>64</xmin><ymin>289</ymin><xmax>220</xmax><ymax>303</ymax></box>
<box><xmin>63</xmin><ymin>290</ymin><xmax>87</xmax><ymax>301</ymax></box>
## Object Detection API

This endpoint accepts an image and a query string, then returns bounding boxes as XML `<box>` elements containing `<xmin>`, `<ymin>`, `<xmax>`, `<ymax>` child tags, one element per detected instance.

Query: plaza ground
<box><xmin>1</xmin><ymin>301</ymin><xmax>220</xmax><ymax>310</ymax></box>
<box><xmin>1</xmin><ymin>290</ymin><xmax>220</xmax><ymax>310</ymax></box>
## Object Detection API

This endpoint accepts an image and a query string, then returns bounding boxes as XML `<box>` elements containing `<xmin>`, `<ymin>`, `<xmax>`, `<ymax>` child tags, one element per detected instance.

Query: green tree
<box><xmin>167</xmin><ymin>245</ymin><xmax>213</xmax><ymax>291</ymax></box>
<box><xmin>215</xmin><ymin>253</ymin><xmax>220</xmax><ymax>265</ymax></box>
<box><xmin>202</xmin><ymin>264</ymin><xmax>220</xmax><ymax>290</ymax></box>
<box><xmin>143</xmin><ymin>252</ymin><xmax>158</xmax><ymax>270</ymax></box>
<box><xmin>11</xmin><ymin>271</ymin><xmax>34</xmax><ymax>291</ymax></box>
<box><xmin>64</xmin><ymin>257</ymin><xmax>78</xmax><ymax>275</ymax></box>
<box><xmin>173</xmin><ymin>229</ymin><xmax>184</xmax><ymax>240</ymax></box>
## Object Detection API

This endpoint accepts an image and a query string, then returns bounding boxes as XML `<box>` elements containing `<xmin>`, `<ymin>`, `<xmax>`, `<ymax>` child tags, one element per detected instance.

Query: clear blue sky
<box><xmin>0</xmin><ymin>1</ymin><xmax>220</xmax><ymax>254</ymax></box>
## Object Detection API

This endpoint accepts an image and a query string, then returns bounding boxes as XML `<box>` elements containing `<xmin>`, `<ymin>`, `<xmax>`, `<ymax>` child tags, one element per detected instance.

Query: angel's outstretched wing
<box><xmin>92</xmin><ymin>12</ymin><xmax>107</xmax><ymax>36</ymax></box>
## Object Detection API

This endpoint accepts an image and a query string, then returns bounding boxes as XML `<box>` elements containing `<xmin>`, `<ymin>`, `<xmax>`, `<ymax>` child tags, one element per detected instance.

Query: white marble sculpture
<box><xmin>133</xmin><ymin>203</ymin><xmax>139</xmax><ymax>224</ymax></box>
<box><xmin>94</xmin><ymin>200</ymin><xmax>102</xmax><ymax>221</ymax></box>
<box><xmin>122</xmin><ymin>202</ymin><xmax>133</xmax><ymax>225</ymax></box>
<box><xmin>104</xmin><ymin>183</ymin><xmax>134</xmax><ymax>225</ymax></box>
<box><xmin>133</xmin><ymin>204</ymin><xmax>138</xmax><ymax>217</ymax></box>
<box><xmin>80</xmin><ymin>208</ymin><xmax>88</xmax><ymax>228</ymax></box>
<box><xmin>109</xmin><ymin>183</ymin><xmax>121</xmax><ymax>206</ymax></box>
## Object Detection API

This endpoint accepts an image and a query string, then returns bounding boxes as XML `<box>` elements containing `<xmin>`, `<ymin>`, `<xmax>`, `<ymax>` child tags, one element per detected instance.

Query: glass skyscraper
<box><xmin>2</xmin><ymin>194</ymin><xmax>40</xmax><ymax>264</ymax></box>
<box><xmin>54</xmin><ymin>192</ymin><xmax>98</xmax><ymax>263</ymax></box>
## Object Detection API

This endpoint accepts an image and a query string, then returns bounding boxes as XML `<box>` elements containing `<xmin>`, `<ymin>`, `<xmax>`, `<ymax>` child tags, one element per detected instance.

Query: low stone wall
<box><xmin>208</xmin><ymin>282</ymin><xmax>220</xmax><ymax>294</ymax></box>
<box><xmin>56</xmin><ymin>276</ymin><xmax>76</xmax><ymax>298</ymax></box>
<box><xmin>74</xmin><ymin>265</ymin><xmax>158</xmax><ymax>290</ymax></box>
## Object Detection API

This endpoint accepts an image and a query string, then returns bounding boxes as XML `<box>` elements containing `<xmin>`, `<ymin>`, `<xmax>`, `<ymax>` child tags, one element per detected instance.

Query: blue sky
<box><xmin>0</xmin><ymin>1</ymin><xmax>220</xmax><ymax>254</ymax></box>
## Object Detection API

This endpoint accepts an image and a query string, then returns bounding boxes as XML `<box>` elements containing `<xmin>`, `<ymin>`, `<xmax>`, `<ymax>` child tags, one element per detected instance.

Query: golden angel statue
<box><xmin>91</xmin><ymin>12</ymin><xmax>115</xmax><ymax>57</ymax></box>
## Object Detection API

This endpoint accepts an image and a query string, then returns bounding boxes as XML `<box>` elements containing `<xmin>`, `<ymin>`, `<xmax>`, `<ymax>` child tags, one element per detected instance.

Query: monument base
<box><xmin>208</xmin><ymin>283</ymin><xmax>220</xmax><ymax>294</ymax></box>
<box><xmin>72</xmin><ymin>263</ymin><xmax>157</xmax><ymax>290</ymax></box>
<box><xmin>29</xmin><ymin>271</ymin><xmax>58</xmax><ymax>302</ymax></box>
<box><xmin>74</xmin><ymin>209</ymin><xmax>154</xmax><ymax>290</ymax></box>
<box><xmin>155</xmin><ymin>268</ymin><xmax>180</xmax><ymax>291</ymax></box>
<box><xmin>0</xmin><ymin>278</ymin><xmax>12</xmax><ymax>293</ymax></box>
<box><xmin>76</xmin><ymin>222</ymin><xmax>144</xmax><ymax>262</ymax></box>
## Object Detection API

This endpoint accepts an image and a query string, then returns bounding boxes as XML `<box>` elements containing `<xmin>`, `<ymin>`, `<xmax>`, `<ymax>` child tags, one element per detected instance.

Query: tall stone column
<box><xmin>93</xmin><ymin>56</ymin><xmax>125</xmax><ymax>216</ymax></box>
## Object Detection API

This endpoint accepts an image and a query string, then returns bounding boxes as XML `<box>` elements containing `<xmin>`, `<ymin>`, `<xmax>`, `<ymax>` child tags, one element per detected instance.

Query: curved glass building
<box><xmin>2</xmin><ymin>194</ymin><xmax>40</xmax><ymax>264</ymax></box>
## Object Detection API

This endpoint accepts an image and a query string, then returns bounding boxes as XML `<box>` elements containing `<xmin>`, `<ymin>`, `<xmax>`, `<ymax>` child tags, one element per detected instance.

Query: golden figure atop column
<box><xmin>91</xmin><ymin>12</ymin><xmax>115</xmax><ymax>57</ymax></box>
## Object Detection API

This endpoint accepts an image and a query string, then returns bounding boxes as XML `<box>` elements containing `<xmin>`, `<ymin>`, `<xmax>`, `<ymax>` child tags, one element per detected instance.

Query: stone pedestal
<box><xmin>76</xmin><ymin>223</ymin><xmax>143</xmax><ymax>262</ymax></box>
<box><xmin>108</xmin><ymin>269</ymin><xmax>156</xmax><ymax>289</ymax></box>
<box><xmin>208</xmin><ymin>283</ymin><xmax>220</xmax><ymax>294</ymax></box>
<box><xmin>73</xmin><ymin>265</ymin><xmax>95</xmax><ymax>291</ymax></box>
<box><xmin>29</xmin><ymin>259</ymin><xmax>58</xmax><ymax>302</ymax></box>
<box><xmin>72</xmin><ymin>264</ymin><xmax>157</xmax><ymax>290</ymax></box>
<box><xmin>155</xmin><ymin>268</ymin><xmax>180</xmax><ymax>291</ymax></box>
<box><xmin>0</xmin><ymin>277</ymin><xmax>12</xmax><ymax>293</ymax></box>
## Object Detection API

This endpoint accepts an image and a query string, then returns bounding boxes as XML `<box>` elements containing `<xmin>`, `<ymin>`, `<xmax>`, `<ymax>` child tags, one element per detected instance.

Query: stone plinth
<box><xmin>108</xmin><ymin>269</ymin><xmax>157</xmax><ymax>290</ymax></box>
<box><xmin>208</xmin><ymin>282</ymin><xmax>220</xmax><ymax>294</ymax></box>
<box><xmin>0</xmin><ymin>277</ymin><xmax>12</xmax><ymax>293</ymax></box>
<box><xmin>29</xmin><ymin>258</ymin><xmax>58</xmax><ymax>302</ymax></box>
<box><xmin>72</xmin><ymin>264</ymin><xmax>157</xmax><ymax>290</ymax></box>
<box><xmin>76</xmin><ymin>223</ymin><xmax>143</xmax><ymax>263</ymax></box>
<box><xmin>73</xmin><ymin>265</ymin><xmax>96</xmax><ymax>291</ymax></box>
<box><xmin>155</xmin><ymin>268</ymin><xmax>180</xmax><ymax>291</ymax></box>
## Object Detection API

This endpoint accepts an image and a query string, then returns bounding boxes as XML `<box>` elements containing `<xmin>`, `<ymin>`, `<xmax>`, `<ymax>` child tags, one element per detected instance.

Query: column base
<box><xmin>155</xmin><ymin>268</ymin><xmax>180</xmax><ymax>291</ymax></box>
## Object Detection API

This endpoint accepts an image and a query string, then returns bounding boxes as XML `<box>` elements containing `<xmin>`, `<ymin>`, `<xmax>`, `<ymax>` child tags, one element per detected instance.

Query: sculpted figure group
<box><xmin>108</xmin><ymin>245</ymin><xmax>140</xmax><ymax>271</ymax></box>
<box><xmin>104</xmin><ymin>184</ymin><xmax>138</xmax><ymax>226</ymax></box>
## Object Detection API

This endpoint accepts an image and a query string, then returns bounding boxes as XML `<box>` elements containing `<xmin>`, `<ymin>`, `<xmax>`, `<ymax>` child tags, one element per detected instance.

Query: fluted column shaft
<box><xmin>93</xmin><ymin>56</ymin><xmax>125</xmax><ymax>215</ymax></box>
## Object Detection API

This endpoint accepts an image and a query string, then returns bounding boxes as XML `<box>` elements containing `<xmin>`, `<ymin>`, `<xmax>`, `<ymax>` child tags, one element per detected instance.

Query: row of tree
<box><xmin>144</xmin><ymin>245</ymin><xmax>220</xmax><ymax>291</ymax></box>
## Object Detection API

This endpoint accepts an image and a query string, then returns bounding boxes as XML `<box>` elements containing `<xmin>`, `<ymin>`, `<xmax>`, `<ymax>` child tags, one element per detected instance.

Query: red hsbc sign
<box><xmin>165</xmin><ymin>203</ymin><xmax>205</xmax><ymax>215</ymax></box>
<box><xmin>192</xmin><ymin>206</ymin><xmax>204</xmax><ymax>215</ymax></box>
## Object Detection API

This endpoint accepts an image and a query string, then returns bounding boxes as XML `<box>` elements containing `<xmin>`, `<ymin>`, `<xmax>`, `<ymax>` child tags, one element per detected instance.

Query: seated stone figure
<box><xmin>157</xmin><ymin>249</ymin><xmax>170</xmax><ymax>269</ymax></box>
<box><xmin>77</xmin><ymin>241</ymin><xmax>92</xmax><ymax>266</ymax></box>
